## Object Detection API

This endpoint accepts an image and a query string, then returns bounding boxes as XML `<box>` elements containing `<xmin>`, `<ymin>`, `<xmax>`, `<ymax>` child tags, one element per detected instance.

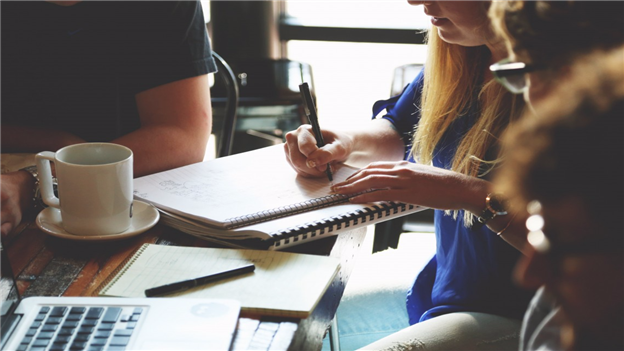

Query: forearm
<box><xmin>496</xmin><ymin>220</ymin><xmax>529</xmax><ymax>254</ymax></box>
<box><xmin>1</xmin><ymin>125</ymin><xmax>85</xmax><ymax>153</ymax></box>
<box><xmin>346</xmin><ymin>119</ymin><xmax>406</xmax><ymax>166</ymax></box>
<box><xmin>126</xmin><ymin>74</ymin><xmax>212</xmax><ymax>177</ymax></box>
<box><xmin>455</xmin><ymin>176</ymin><xmax>527</xmax><ymax>253</ymax></box>
<box><xmin>112</xmin><ymin>123</ymin><xmax>209</xmax><ymax>177</ymax></box>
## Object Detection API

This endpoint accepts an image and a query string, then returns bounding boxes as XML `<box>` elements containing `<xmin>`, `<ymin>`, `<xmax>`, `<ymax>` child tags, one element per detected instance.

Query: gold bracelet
<box><xmin>496</xmin><ymin>213</ymin><xmax>517</xmax><ymax>236</ymax></box>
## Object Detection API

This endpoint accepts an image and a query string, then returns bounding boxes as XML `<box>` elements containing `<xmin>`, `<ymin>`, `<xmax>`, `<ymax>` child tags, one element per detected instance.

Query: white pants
<box><xmin>321</xmin><ymin>233</ymin><xmax>521</xmax><ymax>351</ymax></box>
<box><xmin>357</xmin><ymin>312</ymin><xmax>522</xmax><ymax>351</ymax></box>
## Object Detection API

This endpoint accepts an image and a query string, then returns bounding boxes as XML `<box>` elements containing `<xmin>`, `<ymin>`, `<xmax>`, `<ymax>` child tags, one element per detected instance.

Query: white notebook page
<box><xmin>133</xmin><ymin>145</ymin><xmax>358</xmax><ymax>228</ymax></box>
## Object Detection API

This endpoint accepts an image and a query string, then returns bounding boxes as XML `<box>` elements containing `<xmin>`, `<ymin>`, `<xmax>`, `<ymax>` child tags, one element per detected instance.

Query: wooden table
<box><xmin>3</xmin><ymin>215</ymin><xmax>367</xmax><ymax>351</ymax></box>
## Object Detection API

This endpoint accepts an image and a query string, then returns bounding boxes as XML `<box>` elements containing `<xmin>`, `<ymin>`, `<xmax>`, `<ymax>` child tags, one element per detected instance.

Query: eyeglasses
<box><xmin>489</xmin><ymin>58</ymin><xmax>544</xmax><ymax>94</ymax></box>
<box><xmin>525</xmin><ymin>200</ymin><xmax>622</xmax><ymax>259</ymax></box>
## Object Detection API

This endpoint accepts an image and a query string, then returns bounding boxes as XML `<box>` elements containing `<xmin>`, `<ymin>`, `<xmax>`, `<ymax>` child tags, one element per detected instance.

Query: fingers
<box><xmin>297</xmin><ymin>127</ymin><xmax>321</xmax><ymax>157</ymax></box>
<box><xmin>330</xmin><ymin>161</ymin><xmax>418</xmax><ymax>203</ymax></box>
<box><xmin>0</xmin><ymin>207</ymin><xmax>20</xmax><ymax>238</ymax></box>
<box><xmin>1</xmin><ymin>172</ymin><xmax>28</xmax><ymax>237</ymax></box>
<box><xmin>344</xmin><ymin>161</ymin><xmax>409</xmax><ymax>180</ymax></box>
<box><xmin>336</xmin><ymin>162</ymin><xmax>410</xmax><ymax>187</ymax></box>
<box><xmin>310</xmin><ymin>141</ymin><xmax>345</xmax><ymax>167</ymax></box>
<box><xmin>333</xmin><ymin>173</ymin><xmax>399</xmax><ymax>195</ymax></box>
<box><xmin>330</xmin><ymin>161</ymin><xmax>474</xmax><ymax>211</ymax></box>
<box><xmin>284</xmin><ymin>126</ymin><xmax>326</xmax><ymax>178</ymax></box>
<box><xmin>1</xmin><ymin>222</ymin><xmax>14</xmax><ymax>238</ymax></box>
<box><xmin>348</xmin><ymin>189</ymin><xmax>407</xmax><ymax>204</ymax></box>
<box><xmin>284</xmin><ymin>125</ymin><xmax>343</xmax><ymax>177</ymax></box>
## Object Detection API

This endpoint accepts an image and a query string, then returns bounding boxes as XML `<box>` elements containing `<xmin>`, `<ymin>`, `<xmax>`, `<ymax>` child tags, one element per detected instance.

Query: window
<box><xmin>288</xmin><ymin>41</ymin><xmax>427</xmax><ymax>127</ymax></box>
<box><xmin>203</xmin><ymin>1</ymin><xmax>431</xmax><ymax>133</ymax></box>
<box><xmin>284</xmin><ymin>1</ymin><xmax>430</xmax><ymax>126</ymax></box>
<box><xmin>285</xmin><ymin>1</ymin><xmax>429</xmax><ymax>30</ymax></box>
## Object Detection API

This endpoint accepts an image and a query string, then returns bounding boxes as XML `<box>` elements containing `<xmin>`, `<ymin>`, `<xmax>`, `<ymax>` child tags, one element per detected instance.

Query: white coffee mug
<box><xmin>36</xmin><ymin>143</ymin><xmax>134</xmax><ymax>236</ymax></box>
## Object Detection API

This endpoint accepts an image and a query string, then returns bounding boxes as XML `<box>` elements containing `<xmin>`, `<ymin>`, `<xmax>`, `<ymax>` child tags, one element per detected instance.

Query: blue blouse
<box><xmin>373</xmin><ymin>70</ymin><xmax>532</xmax><ymax>324</ymax></box>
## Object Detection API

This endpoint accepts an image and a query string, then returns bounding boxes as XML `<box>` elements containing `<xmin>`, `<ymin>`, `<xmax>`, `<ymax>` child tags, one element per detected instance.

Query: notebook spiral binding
<box><xmin>225</xmin><ymin>193</ymin><xmax>352</xmax><ymax>229</ymax></box>
<box><xmin>270</xmin><ymin>202</ymin><xmax>416</xmax><ymax>248</ymax></box>
<box><xmin>94</xmin><ymin>243</ymin><xmax>150</xmax><ymax>296</ymax></box>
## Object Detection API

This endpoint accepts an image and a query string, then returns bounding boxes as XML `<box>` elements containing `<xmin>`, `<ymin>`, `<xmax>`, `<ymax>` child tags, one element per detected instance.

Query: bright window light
<box><xmin>286</xmin><ymin>1</ymin><xmax>430</xmax><ymax>127</ymax></box>
<box><xmin>285</xmin><ymin>1</ymin><xmax>430</xmax><ymax>29</ymax></box>
<box><xmin>287</xmin><ymin>41</ymin><xmax>427</xmax><ymax>128</ymax></box>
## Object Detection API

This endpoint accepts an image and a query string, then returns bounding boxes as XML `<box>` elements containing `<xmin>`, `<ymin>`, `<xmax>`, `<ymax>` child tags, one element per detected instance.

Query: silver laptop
<box><xmin>1</xmin><ymin>241</ymin><xmax>241</xmax><ymax>351</ymax></box>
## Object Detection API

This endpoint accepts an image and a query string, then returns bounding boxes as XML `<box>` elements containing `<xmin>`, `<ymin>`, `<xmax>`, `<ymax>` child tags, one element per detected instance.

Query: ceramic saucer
<box><xmin>36</xmin><ymin>200</ymin><xmax>160</xmax><ymax>241</ymax></box>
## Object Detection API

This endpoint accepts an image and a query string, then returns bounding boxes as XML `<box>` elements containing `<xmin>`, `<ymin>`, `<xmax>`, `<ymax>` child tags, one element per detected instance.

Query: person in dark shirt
<box><xmin>1</xmin><ymin>1</ymin><xmax>216</xmax><ymax>236</ymax></box>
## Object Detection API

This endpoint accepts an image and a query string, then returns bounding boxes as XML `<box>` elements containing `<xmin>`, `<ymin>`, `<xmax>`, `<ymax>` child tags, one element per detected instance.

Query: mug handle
<box><xmin>35</xmin><ymin>151</ymin><xmax>60</xmax><ymax>209</ymax></box>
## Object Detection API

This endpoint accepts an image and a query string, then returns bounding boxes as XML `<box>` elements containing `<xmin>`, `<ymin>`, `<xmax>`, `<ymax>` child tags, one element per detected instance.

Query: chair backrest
<box><xmin>373</xmin><ymin>63</ymin><xmax>425</xmax><ymax>253</ymax></box>
<box><xmin>390</xmin><ymin>64</ymin><xmax>423</xmax><ymax>96</ymax></box>
<box><xmin>211</xmin><ymin>52</ymin><xmax>239</xmax><ymax>158</ymax></box>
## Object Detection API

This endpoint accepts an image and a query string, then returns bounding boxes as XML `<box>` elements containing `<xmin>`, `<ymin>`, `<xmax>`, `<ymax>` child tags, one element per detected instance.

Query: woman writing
<box><xmin>285</xmin><ymin>1</ymin><xmax>531</xmax><ymax>349</ymax></box>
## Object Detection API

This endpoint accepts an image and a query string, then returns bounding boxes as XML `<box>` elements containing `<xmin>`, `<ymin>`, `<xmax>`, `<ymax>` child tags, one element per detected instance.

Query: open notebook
<box><xmin>133</xmin><ymin>145</ymin><xmax>424</xmax><ymax>249</ymax></box>
<box><xmin>97</xmin><ymin>244</ymin><xmax>340</xmax><ymax>319</ymax></box>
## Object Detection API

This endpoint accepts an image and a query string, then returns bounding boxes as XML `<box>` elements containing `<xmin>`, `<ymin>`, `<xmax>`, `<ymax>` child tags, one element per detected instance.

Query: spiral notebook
<box><xmin>133</xmin><ymin>145</ymin><xmax>424</xmax><ymax>249</ymax></box>
<box><xmin>97</xmin><ymin>244</ymin><xmax>340</xmax><ymax>318</ymax></box>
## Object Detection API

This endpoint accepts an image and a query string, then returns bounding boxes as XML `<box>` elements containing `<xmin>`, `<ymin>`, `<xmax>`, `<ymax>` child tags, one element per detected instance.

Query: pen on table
<box><xmin>144</xmin><ymin>263</ymin><xmax>255</xmax><ymax>297</ymax></box>
<box><xmin>299</xmin><ymin>82</ymin><xmax>333</xmax><ymax>182</ymax></box>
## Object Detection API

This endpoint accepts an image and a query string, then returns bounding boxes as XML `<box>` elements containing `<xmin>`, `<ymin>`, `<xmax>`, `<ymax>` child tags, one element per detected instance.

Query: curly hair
<box><xmin>495</xmin><ymin>47</ymin><xmax>624</xmax><ymax>231</ymax></box>
<box><xmin>490</xmin><ymin>1</ymin><xmax>624</xmax><ymax>66</ymax></box>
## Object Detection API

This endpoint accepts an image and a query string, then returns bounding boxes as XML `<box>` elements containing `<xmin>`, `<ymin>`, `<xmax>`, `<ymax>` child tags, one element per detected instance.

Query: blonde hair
<box><xmin>411</xmin><ymin>26</ymin><xmax>524</xmax><ymax>225</ymax></box>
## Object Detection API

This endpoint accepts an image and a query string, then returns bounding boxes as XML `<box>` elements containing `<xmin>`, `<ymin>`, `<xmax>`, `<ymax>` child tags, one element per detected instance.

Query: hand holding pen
<box><xmin>298</xmin><ymin>82</ymin><xmax>333</xmax><ymax>182</ymax></box>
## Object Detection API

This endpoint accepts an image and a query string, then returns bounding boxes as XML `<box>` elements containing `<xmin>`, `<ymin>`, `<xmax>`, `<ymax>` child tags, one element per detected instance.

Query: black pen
<box><xmin>144</xmin><ymin>263</ymin><xmax>255</xmax><ymax>297</ymax></box>
<box><xmin>299</xmin><ymin>82</ymin><xmax>333</xmax><ymax>182</ymax></box>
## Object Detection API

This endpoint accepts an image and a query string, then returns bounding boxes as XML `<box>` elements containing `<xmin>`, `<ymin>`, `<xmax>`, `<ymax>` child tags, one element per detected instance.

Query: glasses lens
<box><xmin>491</xmin><ymin>59</ymin><xmax>529</xmax><ymax>94</ymax></box>
<box><xmin>501</xmin><ymin>74</ymin><xmax>526</xmax><ymax>94</ymax></box>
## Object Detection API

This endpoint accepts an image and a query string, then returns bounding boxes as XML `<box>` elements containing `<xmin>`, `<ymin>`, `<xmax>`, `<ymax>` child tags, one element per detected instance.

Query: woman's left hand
<box><xmin>331</xmin><ymin>161</ymin><xmax>489</xmax><ymax>212</ymax></box>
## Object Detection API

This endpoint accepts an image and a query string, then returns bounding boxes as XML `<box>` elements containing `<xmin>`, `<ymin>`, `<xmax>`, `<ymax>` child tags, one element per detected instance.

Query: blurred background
<box><xmin>201</xmin><ymin>1</ymin><xmax>430</xmax><ymax>156</ymax></box>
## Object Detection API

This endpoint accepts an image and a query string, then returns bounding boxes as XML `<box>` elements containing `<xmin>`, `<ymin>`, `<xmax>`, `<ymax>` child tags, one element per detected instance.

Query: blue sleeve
<box><xmin>372</xmin><ymin>70</ymin><xmax>425</xmax><ymax>159</ymax></box>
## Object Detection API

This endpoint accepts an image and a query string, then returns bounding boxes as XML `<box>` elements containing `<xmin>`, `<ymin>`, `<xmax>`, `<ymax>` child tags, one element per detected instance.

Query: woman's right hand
<box><xmin>1</xmin><ymin>171</ymin><xmax>36</xmax><ymax>237</ymax></box>
<box><xmin>284</xmin><ymin>125</ymin><xmax>353</xmax><ymax>178</ymax></box>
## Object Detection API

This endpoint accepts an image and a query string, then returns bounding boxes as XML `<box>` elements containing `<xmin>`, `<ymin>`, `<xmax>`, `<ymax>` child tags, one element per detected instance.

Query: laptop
<box><xmin>1</xmin><ymin>241</ymin><xmax>241</xmax><ymax>351</ymax></box>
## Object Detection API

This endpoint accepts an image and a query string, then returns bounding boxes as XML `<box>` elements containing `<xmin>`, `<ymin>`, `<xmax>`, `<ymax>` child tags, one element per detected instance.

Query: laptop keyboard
<box><xmin>18</xmin><ymin>306</ymin><xmax>143</xmax><ymax>351</ymax></box>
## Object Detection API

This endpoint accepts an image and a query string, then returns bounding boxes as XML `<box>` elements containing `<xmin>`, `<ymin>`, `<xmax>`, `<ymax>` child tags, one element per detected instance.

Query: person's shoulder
<box><xmin>123</xmin><ymin>0</ymin><xmax>194</xmax><ymax>7</ymax></box>
<box><xmin>107</xmin><ymin>1</ymin><xmax>200</xmax><ymax>18</ymax></box>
